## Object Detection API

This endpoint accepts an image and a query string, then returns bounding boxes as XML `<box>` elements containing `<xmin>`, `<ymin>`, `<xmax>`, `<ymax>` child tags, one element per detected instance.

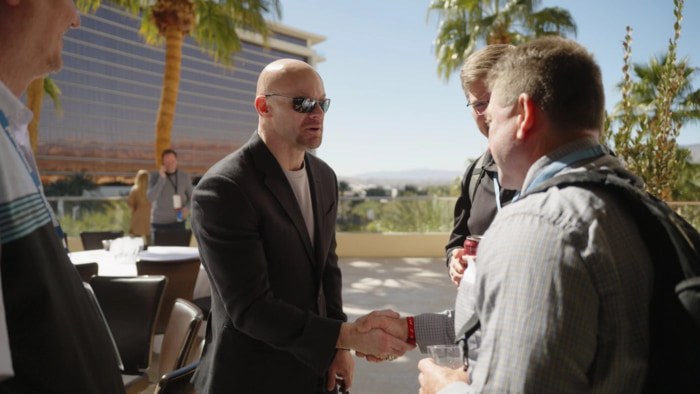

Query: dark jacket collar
<box><xmin>247</xmin><ymin>131</ymin><xmax>317</xmax><ymax>263</ymax></box>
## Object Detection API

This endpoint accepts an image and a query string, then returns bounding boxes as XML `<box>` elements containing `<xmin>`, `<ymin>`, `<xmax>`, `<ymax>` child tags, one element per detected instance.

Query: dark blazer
<box><xmin>445</xmin><ymin>151</ymin><xmax>517</xmax><ymax>265</ymax></box>
<box><xmin>191</xmin><ymin>132</ymin><xmax>345</xmax><ymax>393</ymax></box>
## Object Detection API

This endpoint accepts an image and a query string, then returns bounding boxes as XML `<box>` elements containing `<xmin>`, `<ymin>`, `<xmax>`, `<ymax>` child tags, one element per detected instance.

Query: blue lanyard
<box><xmin>493</xmin><ymin>172</ymin><xmax>502</xmax><ymax>212</ymax></box>
<box><xmin>524</xmin><ymin>144</ymin><xmax>607</xmax><ymax>194</ymax></box>
<box><xmin>0</xmin><ymin>111</ymin><xmax>42</xmax><ymax>188</ymax></box>
<box><xmin>0</xmin><ymin>109</ymin><xmax>66</xmax><ymax>244</ymax></box>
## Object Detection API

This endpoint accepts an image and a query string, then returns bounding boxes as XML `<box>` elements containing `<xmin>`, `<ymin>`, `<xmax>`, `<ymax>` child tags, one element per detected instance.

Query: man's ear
<box><xmin>515</xmin><ymin>93</ymin><xmax>536</xmax><ymax>140</ymax></box>
<box><xmin>254</xmin><ymin>95</ymin><xmax>269</xmax><ymax>117</ymax></box>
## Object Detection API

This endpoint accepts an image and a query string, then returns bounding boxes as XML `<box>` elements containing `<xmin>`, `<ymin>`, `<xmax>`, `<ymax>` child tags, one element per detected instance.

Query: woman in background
<box><xmin>127</xmin><ymin>169</ymin><xmax>152</xmax><ymax>244</ymax></box>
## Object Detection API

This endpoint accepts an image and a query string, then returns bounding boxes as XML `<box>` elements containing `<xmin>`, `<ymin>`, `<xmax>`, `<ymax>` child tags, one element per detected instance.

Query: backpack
<box><xmin>467</xmin><ymin>153</ymin><xmax>488</xmax><ymax>205</ymax></box>
<box><xmin>460</xmin><ymin>169</ymin><xmax>700</xmax><ymax>391</ymax></box>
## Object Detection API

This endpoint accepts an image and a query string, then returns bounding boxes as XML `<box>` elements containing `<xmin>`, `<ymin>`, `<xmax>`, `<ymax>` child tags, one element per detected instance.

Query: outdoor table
<box><xmin>69</xmin><ymin>245</ymin><xmax>210</xmax><ymax>299</ymax></box>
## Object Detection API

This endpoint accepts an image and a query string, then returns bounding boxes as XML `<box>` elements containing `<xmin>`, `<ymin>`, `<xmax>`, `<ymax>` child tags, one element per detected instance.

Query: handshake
<box><xmin>336</xmin><ymin>310</ymin><xmax>415</xmax><ymax>361</ymax></box>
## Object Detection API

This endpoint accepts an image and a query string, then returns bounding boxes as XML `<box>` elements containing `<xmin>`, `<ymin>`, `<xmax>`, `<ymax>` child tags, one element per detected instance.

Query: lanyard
<box><xmin>167</xmin><ymin>171</ymin><xmax>178</xmax><ymax>193</ymax></box>
<box><xmin>0</xmin><ymin>111</ymin><xmax>41</xmax><ymax>188</ymax></box>
<box><xmin>0</xmin><ymin>109</ymin><xmax>66</xmax><ymax>244</ymax></box>
<box><xmin>524</xmin><ymin>144</ymin><xmax>607</xmax><ymax>194</ymax></box>
<box><xmin>493</xmin><ymin>172</ymin><xmax>502</xmax><ymax>212</ymax></box>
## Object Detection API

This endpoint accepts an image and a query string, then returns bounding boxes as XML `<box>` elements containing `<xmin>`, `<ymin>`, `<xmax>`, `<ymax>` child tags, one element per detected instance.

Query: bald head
<box><xmin>256</xmin><ymin>59</ymin><xmax>322</xmax><ymax>95</ymax></box>
<box><xmin>254</xmin><ymin>58</ymin><xmax>327</xmax><ymax>170</ymax></box>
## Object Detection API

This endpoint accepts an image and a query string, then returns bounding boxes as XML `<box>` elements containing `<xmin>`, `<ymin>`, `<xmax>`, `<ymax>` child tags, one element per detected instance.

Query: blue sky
<box><xmin>278</xmin><ymin>0</ymin><xmax>700</xmax><ymax>177</ymax></box>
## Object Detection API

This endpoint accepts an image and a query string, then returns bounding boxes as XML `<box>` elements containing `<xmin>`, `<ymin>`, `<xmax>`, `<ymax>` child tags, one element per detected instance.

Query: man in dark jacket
<box><xmin>191</xmin><ymin>58</ymin><xmax>413</xmax><ymax>393</ymax></box>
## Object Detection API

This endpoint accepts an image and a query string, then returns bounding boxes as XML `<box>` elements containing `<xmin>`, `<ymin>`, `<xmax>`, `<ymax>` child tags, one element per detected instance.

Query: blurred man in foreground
<box><xmin>0</xmin><ymin>1</ymin><xmax>125</xmax><ymax>392</ymax></box>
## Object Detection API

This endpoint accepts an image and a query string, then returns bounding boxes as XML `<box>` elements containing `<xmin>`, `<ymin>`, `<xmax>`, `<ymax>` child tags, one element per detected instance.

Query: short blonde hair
<box><xmin>460</xmin><ymin>44</ymin><xmax>515</xmax><ymax>94</ymax></box>
<box><xmin>488</xmin><ymin>37</ymin><xmax>605</xmax><ymax>132</ymax></box>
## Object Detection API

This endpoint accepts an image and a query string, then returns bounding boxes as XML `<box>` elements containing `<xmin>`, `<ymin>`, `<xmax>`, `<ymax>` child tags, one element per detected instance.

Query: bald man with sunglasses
<box><xmin>191</xmin><ymin>59</ymin><xmax>413</xmax><ymax>393</ymax></box>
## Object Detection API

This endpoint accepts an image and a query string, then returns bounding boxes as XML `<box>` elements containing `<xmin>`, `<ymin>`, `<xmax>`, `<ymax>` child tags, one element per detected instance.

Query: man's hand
<box><xmin>181</xmin><ymin>207</ymin><xmax>189</xmax><ymax>219</ymax></box>
<box><xmin>327</xmin><ymin>349</ymin><xmax>354</xmax><ymax>392</ymax></box>
<box><xmin>337</xmin><ymin>310</ymin><xmax>414</xmax><ymax>360</ymax></box>
<box><xmin>354</xmin><ymin>310</ymin><xmax>411</xmax><ymax>362</ymax></box>
<box><xmin>356</xmin><ymin>310</ymin><xmax>408</xmax><ymax>339</ymax></box>
<box><xmin>448</xmin><ymin>248</ymin><xmax>468</xmax><ymax>286</ymax></box>
<box><xmin>418</xmin><ymin>357</ymin><xmax>469</xmax><ymax>394</ymax></box>
<box><xmin>158</xmin><ymin>165</ymin><xmax>167</xmax><ymax>178</ymax></box>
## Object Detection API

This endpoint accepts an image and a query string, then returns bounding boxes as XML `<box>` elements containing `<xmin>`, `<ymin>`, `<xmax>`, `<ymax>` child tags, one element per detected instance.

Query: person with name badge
<box><xmin>446</xmin><ymin>44</ymin><xmax>518</xmax><ymax>288</ymax></box>
<box><xmin>147</xmin><ymin>148</ymin><xmax>193</xmax><ymax>240</ymax></box>
<box><xmin>173</xmin><ymin>194</ymin><xmax>183</xmax><ymax>221</ymax></box>
<box><xmin>356</xmin><ymin>45</ymin><xmax>517</xmax><ymax>380</ymax></box>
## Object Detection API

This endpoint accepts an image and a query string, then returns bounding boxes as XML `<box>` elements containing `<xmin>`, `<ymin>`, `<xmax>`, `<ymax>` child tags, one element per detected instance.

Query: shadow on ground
<box><xmin>339</xmin><ymin>257</ymin><xmax>457</xmax><ymax>394</ymax></box>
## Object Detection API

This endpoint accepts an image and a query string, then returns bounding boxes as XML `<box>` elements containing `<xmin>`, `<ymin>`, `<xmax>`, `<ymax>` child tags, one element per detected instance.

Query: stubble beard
<box><xmin>298</xmin><ymin>132</ymin><xmax>323</xmax><ymax>151</ymax></box>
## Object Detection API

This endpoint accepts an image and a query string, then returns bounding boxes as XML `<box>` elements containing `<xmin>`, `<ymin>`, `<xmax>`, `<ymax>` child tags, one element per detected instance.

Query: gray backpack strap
<box><xmin>468</xmin><ymin>153</ymin><xmax>488</xmax><ymax>205</ymax></box>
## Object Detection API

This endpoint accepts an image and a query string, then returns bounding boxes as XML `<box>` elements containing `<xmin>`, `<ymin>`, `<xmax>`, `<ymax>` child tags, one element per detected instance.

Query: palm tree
<box><xmin>428</xmin><ymin>0</ymin><xmax>577</xmax><ymax>80</ymax></box>
<box><xmin>25</xmin><ymin>77</ymin><xmax>63</xmax><ymax>155</ymax></box>
<box><xmin>77</xmin><ymin>0</ymin><xmax>281</xmax><ymax>166</ymax></box>
<box><xmin>607</xmin><ymin>6</ymin><xmax>689</xmax><ymax>201</ymax></box>
<box><xmin>611</xmin><ymin>53</ymin><xmax>700</xmax><ymax>129</ymax></box>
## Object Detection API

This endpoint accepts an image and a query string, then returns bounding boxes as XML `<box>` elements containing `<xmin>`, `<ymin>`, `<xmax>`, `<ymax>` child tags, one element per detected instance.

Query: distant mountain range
<box><xmin>339</xmin><ymin>143</ymin><xmax>700</xmax><ymax>188</ymax></box>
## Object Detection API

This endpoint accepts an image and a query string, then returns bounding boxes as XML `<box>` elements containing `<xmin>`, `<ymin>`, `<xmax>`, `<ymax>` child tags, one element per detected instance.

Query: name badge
<box><xmin>172</xmin><ymin>194</ymin><xmax>182</xmax><ymax>209</ymax></box>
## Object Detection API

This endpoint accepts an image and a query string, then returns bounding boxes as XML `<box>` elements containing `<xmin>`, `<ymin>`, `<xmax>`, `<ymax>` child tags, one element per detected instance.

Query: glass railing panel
<box><xmin>337</xmin><ymin>196</ymin><xmax>456</xmax><ymax>232</ymax></box>
<box><xmin>47</xmin><ymin>196</ymin><xmax>132</xmax><ymax>236</ymax></box>
<box><xmin>47</xmin><ymin>196</ymin><xmax>700</xmax><ymax>235</ymax></box>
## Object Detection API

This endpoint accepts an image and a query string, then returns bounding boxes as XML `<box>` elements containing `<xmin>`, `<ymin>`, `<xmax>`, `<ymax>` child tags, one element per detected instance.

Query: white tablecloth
<box><xmin>69</xmin><ymin>246</ymin><xmax>211</xmax><ymax>299</ymax></box>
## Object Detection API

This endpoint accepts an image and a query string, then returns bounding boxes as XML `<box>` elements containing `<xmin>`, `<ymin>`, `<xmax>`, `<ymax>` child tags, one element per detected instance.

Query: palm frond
<box><xmin>612</xmin><ymin>52</ymin><xmax>700</xmax><ymax>127</ymax></box>
<box><xmin>189</xmin><ymin>0</ymin><xmax>279</xmax><ymax>65</ymax></box>
<box><xmin>429</xmin><ymin>0</ymin><xmax>577</xmax><ymax>79</ymax></box>
<box><xmin>43</xmin><ymin>78</ymin><xmax>63</xmax><ymax>117</ymax></box>
<box><xmin>528</xmin><ymin>7</ymin><xmax>577</xmax><ymax>37</ymax></box>
<box><xmin>192</xmin><ymin>2</ymin><xmax>242</xmax><ymax>66</ymax></box>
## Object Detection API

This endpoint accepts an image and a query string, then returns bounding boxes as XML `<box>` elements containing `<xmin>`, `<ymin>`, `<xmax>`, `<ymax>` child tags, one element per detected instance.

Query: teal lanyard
<box><xmin>493</xmin><ymin>172</ymin><xmax>502</xmax><ymax>212</ymax></box>
<box><xmin>0</xmin><ymin>109</ymin><xmax>66</xmax><ymax>244</ymax></box>
<box><xmin>524</xmin><ymin>144</ymin><xmax>608</xmax><ymax>194</ymax></box>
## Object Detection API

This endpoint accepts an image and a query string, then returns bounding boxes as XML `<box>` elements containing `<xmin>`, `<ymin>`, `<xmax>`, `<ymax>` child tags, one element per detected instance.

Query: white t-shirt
<box><xmin>283</xmin><ymin>163</ymin><xmax>314</xmax><ymax>245</ymax></box>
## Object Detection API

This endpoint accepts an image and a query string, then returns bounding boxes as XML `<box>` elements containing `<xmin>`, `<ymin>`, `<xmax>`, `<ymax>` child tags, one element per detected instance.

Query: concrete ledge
<box><xmin>68</xmin><ymin>232</ymin><xmax>450</xmax><ymax>258</ymax></box>
<box><xmin>336</xmin><ymin>232</ymin><xmax>449</xmax><ymax>258</ymax></box>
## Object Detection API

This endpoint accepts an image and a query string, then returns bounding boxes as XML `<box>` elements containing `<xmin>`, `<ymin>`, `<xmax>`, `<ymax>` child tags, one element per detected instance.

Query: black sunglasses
<box><xmin>264</xmin><ymin>94</ymin><xmax>331</xmax><ymax>114</ymax></box>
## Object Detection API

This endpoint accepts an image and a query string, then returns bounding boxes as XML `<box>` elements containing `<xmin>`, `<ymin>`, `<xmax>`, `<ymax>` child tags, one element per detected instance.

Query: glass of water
<box><xmin>427</xmin><ymin>344</ymin><xmax>463</xmax><ymax>369</ymax></box>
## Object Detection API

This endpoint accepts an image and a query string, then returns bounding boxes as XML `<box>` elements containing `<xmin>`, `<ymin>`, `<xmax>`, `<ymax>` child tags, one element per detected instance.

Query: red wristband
<box><xmin>406</xmin><ymin>316</ymin><xmax>416</xmax><ymax>344</ymax></box>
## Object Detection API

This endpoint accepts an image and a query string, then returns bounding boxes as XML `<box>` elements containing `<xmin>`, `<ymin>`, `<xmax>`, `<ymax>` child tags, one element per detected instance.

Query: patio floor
<box><xmin>145</xmin><ymin>256</ymin><xmax>455</xmax><ymax>394</ymax></box>
<box><xmin>338</xmin><ymin>257</ymin><xmax>456</xmax><ymax>394</ymax></box>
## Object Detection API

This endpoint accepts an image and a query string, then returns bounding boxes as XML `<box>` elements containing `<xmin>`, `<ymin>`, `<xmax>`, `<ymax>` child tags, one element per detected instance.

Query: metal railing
<box><xmin>46</xmin><ymin>196</ymin><xmax>700</xmax><ymax>236</ymax></box>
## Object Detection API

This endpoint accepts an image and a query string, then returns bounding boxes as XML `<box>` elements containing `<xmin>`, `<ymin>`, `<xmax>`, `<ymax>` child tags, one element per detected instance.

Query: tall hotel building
<box><xmin>35</xmin><ymin>4</ymin><xmax>324</xmax><ymax>184</ymax></box>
